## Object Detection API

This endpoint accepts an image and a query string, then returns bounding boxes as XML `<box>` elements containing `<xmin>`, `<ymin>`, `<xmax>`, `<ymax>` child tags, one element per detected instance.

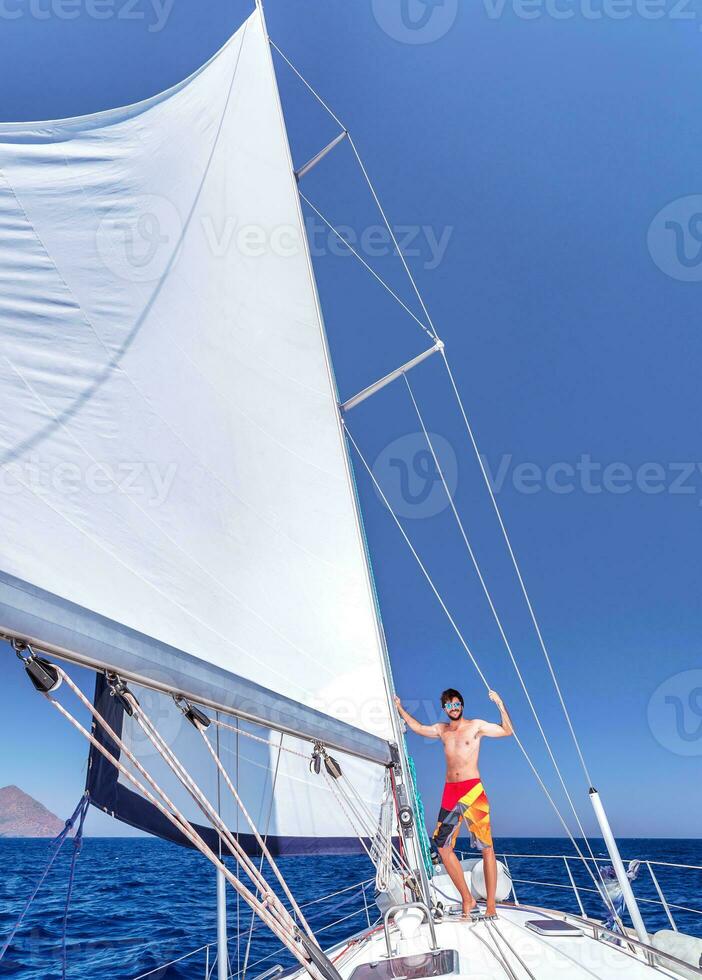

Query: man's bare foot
<box><xmin>461</xmin><ymin>896</ymin><xmax>477</xmax><ymax>919</ymax></box>
<box><xmin>485</xmin><ymin>907</ymin><xmax>497</xmax><ymax>918</ymax></box>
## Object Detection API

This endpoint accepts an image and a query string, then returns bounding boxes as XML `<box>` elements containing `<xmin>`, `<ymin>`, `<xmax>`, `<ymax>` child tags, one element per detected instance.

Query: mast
<box><xmin>254</xmin><ymin>0</ymin><xmax>431</xmax><ymax>905</ymax></box>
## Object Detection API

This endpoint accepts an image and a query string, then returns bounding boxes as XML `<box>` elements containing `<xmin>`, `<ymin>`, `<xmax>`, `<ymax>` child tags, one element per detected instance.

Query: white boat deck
<box><xmin>328</xmin><ymin>905</ymin><xmax>689</xmax><ymax>980</ymax></box>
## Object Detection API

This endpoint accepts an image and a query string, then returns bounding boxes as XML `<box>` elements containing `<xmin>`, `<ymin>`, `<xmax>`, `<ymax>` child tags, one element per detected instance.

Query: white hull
<box><xmin>310</xmin><ymin>903</ymin><xmax>702</xmax><ymax>980</ymax></box>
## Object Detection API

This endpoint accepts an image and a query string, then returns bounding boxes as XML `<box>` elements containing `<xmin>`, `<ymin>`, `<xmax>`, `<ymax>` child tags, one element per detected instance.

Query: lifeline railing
<box><xmin>134</xmin><ymin>854</ymin><xmax>702</xmax><ymax>979</ymax></box>
<box><xmin>469</xmin><ymin>851</ymin><xmax>702</xmax><ymax>936</ymax></box>
<box><xmin>132</xmin><ymin>877</ymin><xmax>377</xmax><ymax>980</ymax></box>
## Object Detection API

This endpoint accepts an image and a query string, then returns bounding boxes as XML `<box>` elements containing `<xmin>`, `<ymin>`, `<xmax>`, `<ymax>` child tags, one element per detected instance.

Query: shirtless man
<box><xmin>394</xmin><ymin>688</ymin><xmax>513</xmax><ymax>919</ymax></box>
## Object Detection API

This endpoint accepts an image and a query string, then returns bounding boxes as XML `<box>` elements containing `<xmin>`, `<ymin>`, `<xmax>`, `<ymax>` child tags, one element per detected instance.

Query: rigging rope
<box><xmin>298</xmin><ymin>191</ymin><xmax>433</xmax><ymax>340</ymax></box>
<box><xmin>213</xmin><ymin>716</ymin><xmax>411</xmax><ymax>881</ymax></box>
<box><xmin>61</xmin><ymin>794</ymin><xmax>89</xmax><ymax>980</ymax></box>
<box><xmin>402</xmin><ymin>373</ymin><xmax>603</xmax><ymax>878</ymax></box>
<box><xmin>47</xmin><ymin>668</ymin><xmax>326</xmax><ymax>980</ymax></box>
<box><xmin>342</xmin><ymin>423</ymin><xmax>623</xmax><ymax>926</ymax></box>
<box><xmin>439</xmin><ymin>349</ymin><xmax>596</xmax><ymax>789</ymax></box>
<box><xmin>271</xmin><ymin>34</ymin><xmax>597</xmax><ymax>800</ymax></box>
<box><xmin>370</xmin><ymin>773</ymin><xmax>394</xmax><ymax>893</ymax></box>
<box><xmin>0</xmin><ymin>793</ymin><xmax>90</xmax><ymax>967</ymax></box>
<box><xmin>242</xmin><ymin>733</ymin><xmax>284</xmax><ymax>980</ymax></box>
<box><xmin>404</xmin><ymin>746</ymin><xmax>434</xmax><ymax>879</ymax></box>
<box><xmin>194</xmin><ymin>718</ymin><xmax>314</xmax><ymax>938</ymax></box>
<box><xmin>213</xmin><ymin>717</ymin><xmax>309</xmax><ymax>760</ymax></box>
<box><xmin>123</xmin><ymin>691</ymin><xmax>308</xmax><ymax>938</ymax></box>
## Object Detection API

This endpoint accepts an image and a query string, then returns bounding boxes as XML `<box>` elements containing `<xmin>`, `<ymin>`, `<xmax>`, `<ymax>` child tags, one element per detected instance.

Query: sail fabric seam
<box><xmin>402</xmin><ymin>373</ymin><xmax>602</xmax><ymax>874</ymax></box>
<box><xmin>0</xmin><ymin>443</ymin><xmax>312</xmax><ymax>695</ymax></box>
<box><xmin>1</xmin><ymin>31</ymin><xmax>359</xmax><ymax>565</ymax></box>
<box><xmin>440</xmin><ymin>350</ymin><xmax>596</xmax><ymax>789</ymax></box>
<box><xmin>218</xmin><ymin>741</ymin><xmax>382</xmax><ymax>807</ymax></box>
<box><xmin>343</xmin><ymin>423</ymin><xmax>624</xmax><ymax>922</ymax></box>
<box><xmin>140</xmin><ymin>316</ymin><xmax>345</xmax><ymax>481</ymax></box>
<box><xmin>2</xmin><ymin>357</ymin><xmax>339</xmax><ymax>688</ymax></box>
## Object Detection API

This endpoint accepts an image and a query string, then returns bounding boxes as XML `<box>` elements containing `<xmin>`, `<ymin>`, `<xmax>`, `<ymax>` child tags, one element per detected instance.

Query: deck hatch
<box><xmin>526</xmin><ymin>919</ymin><xmax>583</xmax><ymax>937</ymax></box>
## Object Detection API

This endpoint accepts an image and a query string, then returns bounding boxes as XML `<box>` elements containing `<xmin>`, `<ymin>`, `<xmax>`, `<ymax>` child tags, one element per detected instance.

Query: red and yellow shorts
<box><xmin>432</xmin><ymin>778</ymin><xmax>493</xmax><ymax>851</ymax></box>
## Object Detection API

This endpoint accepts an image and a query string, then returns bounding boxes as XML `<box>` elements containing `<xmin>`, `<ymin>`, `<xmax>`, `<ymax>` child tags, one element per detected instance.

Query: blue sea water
<box><xmin>0</xmin><ymin>837</ymin><xmax>700</xmax><ymax>979</ymax></box>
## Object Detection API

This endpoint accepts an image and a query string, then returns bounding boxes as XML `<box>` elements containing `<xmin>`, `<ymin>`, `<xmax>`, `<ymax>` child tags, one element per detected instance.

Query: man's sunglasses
<box><xmin>444</xmin><ymin>702</ymin><xmax>462</xmax><ymax>711</ymax></box>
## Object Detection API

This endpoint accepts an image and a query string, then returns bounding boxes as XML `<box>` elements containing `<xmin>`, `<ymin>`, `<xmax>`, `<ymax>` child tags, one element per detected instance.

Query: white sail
<box><xmin>0</xmin><ymin>9</ymin><xmax>395</xmax><ymax>763</ymax></box>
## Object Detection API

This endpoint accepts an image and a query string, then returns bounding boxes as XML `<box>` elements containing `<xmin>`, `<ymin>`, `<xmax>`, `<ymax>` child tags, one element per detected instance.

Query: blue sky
<box><xmin>1</xmin><ymin>0</ymin><xmax>702</xmax><ymax>840</ymax></box>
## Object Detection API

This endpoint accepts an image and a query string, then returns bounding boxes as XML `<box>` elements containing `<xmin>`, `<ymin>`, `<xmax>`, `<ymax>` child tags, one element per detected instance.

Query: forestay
<box><xmin>0</xmin><ymin>9</ymin><xmax>397</xmax><ymax>847</ymax></box>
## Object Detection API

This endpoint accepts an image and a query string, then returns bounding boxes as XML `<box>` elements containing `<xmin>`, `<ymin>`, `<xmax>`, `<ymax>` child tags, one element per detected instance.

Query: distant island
<box><xmin>0</xmin><ymin>785</ymin><xmax>65</xmax><ymax>838</ymax></box>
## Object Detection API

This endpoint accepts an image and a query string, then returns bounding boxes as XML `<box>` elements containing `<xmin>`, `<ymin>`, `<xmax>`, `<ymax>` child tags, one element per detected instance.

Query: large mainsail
<box><xmin>0</xmin><ymin>9</ymin><xmax>398</xmax><ymax>849</ymax></box>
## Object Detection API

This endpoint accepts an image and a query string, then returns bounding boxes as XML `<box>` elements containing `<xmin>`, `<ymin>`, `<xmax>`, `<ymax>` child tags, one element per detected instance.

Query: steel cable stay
<box><xmin>37</xmin><ymin>664</ymin><xmax>336</xmax><ymax>980</ymax></box>
<box><xmin>134</xmin><ymin>878</ymin><xmax>377</xmax><ymax>980</ymax></box>
<box><xmin>342</xmin><ymin>423</ymin><xmax>627</xmax><ymax>931</ymax></box>
<box><xmin>298</xmin><ymin>191</ymin><xmax>433</xmax><ymax>341</ymax></box>
<box><xmin>439</xmin><ymin>349</ymin><xmax>595</xmax><ymax>789</ymax></box>
<box><xmin>273</xmin><ymin>34</ymin><xmax>642</xmax><ymax>941</ymax></box>
<box><xmin>401</xmin><ymin>374</ymin><xmax>606</xmax><ymax>882</ymax></box>
<box><xmin>271</xmin><ymin>36</ymin><xmax>597</xmax><ymax>800</ymax></box>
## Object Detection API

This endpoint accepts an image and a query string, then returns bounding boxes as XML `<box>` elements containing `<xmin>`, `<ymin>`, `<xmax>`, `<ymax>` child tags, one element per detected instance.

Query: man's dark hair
<box><xmin>440</xmin><ymin>688</ymin><xmax>464</xmax><ymax>707</ymax></box>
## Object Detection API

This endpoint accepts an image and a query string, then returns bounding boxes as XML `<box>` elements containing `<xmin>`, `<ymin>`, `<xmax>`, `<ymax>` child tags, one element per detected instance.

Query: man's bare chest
<box><xmin>443</xmin><ymin>724</ymin><xmax>480</xmax><ymax>756</ymax></box>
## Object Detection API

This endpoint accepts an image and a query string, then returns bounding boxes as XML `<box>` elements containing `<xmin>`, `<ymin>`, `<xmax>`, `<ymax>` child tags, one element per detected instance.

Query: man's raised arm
<box><xmin>394</xmin><ymin>696</ymin><xmax>443</xmax><ymax>738</ymax></box>
<box><xmin>477</xmin><ymin>691</ymin><xmax>515</xmax><ymax>739</ymax></box>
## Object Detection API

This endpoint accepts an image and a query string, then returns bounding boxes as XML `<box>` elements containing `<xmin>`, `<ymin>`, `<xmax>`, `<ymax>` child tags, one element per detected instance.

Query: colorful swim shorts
<box><xmin>432</xmin><ymin>778</ymin><xmax>493</xmax><ymax>851</ymax></box>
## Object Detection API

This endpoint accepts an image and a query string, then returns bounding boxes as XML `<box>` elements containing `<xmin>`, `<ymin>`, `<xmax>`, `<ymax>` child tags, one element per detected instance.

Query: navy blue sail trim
<box><xmin>86</xmin><ymin>675</ymin><xmax>373</xmax><ymax>856</ymax></box>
